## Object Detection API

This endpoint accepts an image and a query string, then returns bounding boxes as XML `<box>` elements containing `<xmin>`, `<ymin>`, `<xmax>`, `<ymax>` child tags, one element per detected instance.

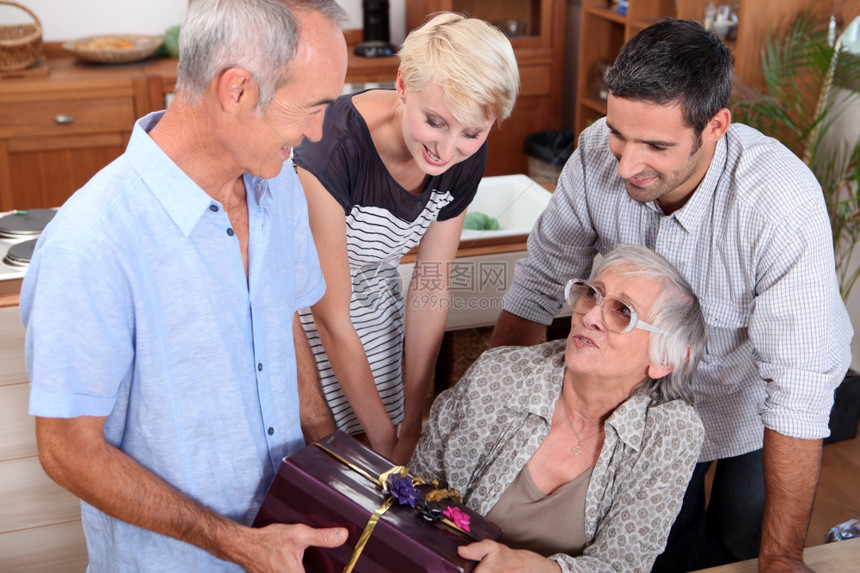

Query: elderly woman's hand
<box><xmin>458</xmin><ymin>539</ymin><xmax>562</xmax><ymax>573</ymax></box>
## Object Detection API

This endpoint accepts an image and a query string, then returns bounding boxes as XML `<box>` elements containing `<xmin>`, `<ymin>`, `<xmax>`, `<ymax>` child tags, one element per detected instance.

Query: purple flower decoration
<box><xmin>387</xmin><ymin>475</ymin><xmax>420</xmax><ymax>507</ymax></box>
<box><xmin>442</xmin><ymin>505</ymin><xmax>471</xmax><ymax>532</ymax></box>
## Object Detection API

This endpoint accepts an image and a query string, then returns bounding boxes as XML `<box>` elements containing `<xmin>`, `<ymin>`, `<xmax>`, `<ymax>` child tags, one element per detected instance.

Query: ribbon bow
<box><xmin>313</xmin><ymin>442</ymin><xmax>474</xmax><ymax>572</ymax></box>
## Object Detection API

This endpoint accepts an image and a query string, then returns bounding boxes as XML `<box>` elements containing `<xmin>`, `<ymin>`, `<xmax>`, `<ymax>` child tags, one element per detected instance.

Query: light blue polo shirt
<box><xmin>21</xmin><ymin>111</ymin><xmax>325</xmax><ymax>571</ymax></box>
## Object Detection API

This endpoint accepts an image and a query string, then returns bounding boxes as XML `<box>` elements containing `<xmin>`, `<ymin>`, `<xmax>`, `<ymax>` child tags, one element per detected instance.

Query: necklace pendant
<box><xmin>571</xmin><ymin>443</ymin><xmax>582</xmax><ymax>455</ymax></box>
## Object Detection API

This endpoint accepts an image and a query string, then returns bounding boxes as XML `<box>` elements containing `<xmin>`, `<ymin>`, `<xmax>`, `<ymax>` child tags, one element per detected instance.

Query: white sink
<box><xmin>396</xmin><ymin>174</ymin><xmax>553</xmax><ymax>330</ymax></box>
<box><xmin>459</xmin><ymin>174</ymin><xmax>552</xmax><ymax>245</ymax></box>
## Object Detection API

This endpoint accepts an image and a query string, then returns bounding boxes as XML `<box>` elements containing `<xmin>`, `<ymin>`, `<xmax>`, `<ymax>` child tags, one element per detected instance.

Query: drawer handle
<box><xmin>53</xmin><ymin>114</ymin><xmax>75</xmax><ymax>125</ymax></box>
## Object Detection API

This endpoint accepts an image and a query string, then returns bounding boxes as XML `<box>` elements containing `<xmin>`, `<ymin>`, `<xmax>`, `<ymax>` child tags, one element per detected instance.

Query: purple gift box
<box><xmin>253</xmin><ymin>431</ymin><xmax>502</xmax><ymax>572</ymax></box>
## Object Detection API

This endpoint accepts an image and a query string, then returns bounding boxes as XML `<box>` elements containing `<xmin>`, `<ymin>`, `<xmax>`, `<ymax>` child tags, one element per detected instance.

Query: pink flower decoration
<box><xmin>442</xmin><ymin>505</ymin><xmax>471</xmax><ymax>532</ymax></box>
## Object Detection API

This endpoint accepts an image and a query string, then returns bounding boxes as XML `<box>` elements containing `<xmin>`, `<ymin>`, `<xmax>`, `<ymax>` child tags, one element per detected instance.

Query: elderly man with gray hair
<box><xmin>21</xmin><ymin>1</ymin><xmax>349</xmax><ymax>570</ymax></box>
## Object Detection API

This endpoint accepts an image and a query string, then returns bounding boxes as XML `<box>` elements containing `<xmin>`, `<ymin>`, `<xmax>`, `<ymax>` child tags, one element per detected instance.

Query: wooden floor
<box><xmin>704</xmin><ymin>419</ymin><xmax>860</xmax><ymax>547</ymax></box>
<box><xmin>806</xmin><ymin>419</ymin><xmax>860</xmax><ymax>546</ymax></box>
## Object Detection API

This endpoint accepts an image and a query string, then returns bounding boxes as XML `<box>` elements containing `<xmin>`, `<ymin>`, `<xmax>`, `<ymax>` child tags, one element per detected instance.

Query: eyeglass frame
<box><xmin>564</xmin><ymin>278</ymin><xmax>667</xmax><ymax>335</ymax></box>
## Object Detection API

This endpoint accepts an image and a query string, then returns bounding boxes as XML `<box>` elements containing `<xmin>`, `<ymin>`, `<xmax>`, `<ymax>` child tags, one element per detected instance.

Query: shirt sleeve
<box><xmin>750</xmin><ymin>192</ymin><xmax>852</xmax><ymax>438</ymax></box>
<box><xmin>284</xmin><ymin>166</ymin><xmax>326</xmax><ymax>310</ymax></box>
<box><xmin>409</xmin><ymin>347</ymin><xmax>503</xmax><ymax>487</ymax></box>
<box><xmin>23</xmin><ymin>244</ymin><xmax>133</xmax><ymax>418</ymax></box>
<box><xmin>435</xmin><ymin>142</ymin><xmax>487</xmax><ymax>221</ymax></box>
<box><xmin>502</xmin><ymin>128</ymin><xmax>601</xmax><ymax>324</ymax></box>
<box><xmin>408</xmin><ymin>368</ymin><xmax>469</xmax><ymax>484</ymax></box>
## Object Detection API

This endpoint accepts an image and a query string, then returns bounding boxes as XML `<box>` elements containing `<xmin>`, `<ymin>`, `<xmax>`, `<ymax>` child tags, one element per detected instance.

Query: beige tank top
<box><xmin>485</xmin><ymin>464</ymin><xmax>592</xmax><ymax>557</ymax></box>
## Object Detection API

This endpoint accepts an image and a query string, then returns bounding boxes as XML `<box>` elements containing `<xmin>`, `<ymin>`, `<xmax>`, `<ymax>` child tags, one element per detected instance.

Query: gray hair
<box><xmin>590</xmin><ymin>244</ymin><xmax>706</xmax><ymax>405</ymax></box>
<box><xmin>176</xmin><ymin>0</ymin><xmax>346</xmax><ymax>110</ymax></box>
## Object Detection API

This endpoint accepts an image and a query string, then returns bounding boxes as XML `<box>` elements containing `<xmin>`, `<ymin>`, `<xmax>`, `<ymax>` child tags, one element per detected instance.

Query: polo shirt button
<box><xmin>227</xmin><ymin>228</ymin><xmax>234</xmax><ymax>237</ymax></box>
<box><xmin>209</xmin><ymin>204</ymin><xmax>219</xmax><ymax>212</ymax></box>
<box><xmin>258</xmin><ymin>363</ymin><xmax>263</xmax><ymax>371</ymax></box>
<box><xmin>268</xmin><ymin>427</ymin><xmax>274</xmax><ymax>435</ymax></box>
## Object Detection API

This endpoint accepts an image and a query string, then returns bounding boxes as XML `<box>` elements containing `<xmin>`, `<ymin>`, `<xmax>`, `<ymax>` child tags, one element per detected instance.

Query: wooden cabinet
<box><xmin>0</xmin><ymin>96</ymin><xmax>134</xmax><ymax>211</ymax></box>
<box><xmin>407</xmin><ymin>0</ymin><xmax>567</xmax><ymax>176</ymax></box>
<box><xmin>0</xmin><ymin>306</ymin><xmax>88</xmax><ymax>570</ymax></box>
<box><xmin>574</xmin><ymin>0</ymin><xmax>859</xmax><ymax>137</ymax></box>
<box><xmin>0</xmin><ymin>46</ymin><xmax>403</xmax><ymax>212</ymax></box>
<box><xmin>0</xmin><ymin>57</ymin><xmax>152</xmax><ymax>211</ymax></box>
<box><xmin>0</xmin><ymin>1</ymin><xmax>568</xmax><ymax>211</ymax></box>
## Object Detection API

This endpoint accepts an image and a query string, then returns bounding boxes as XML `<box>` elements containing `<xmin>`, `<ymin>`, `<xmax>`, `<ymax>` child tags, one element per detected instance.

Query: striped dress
<box><xmin>292</xmin><ymin>90</ymin><xmax>486</xmax><ymax>433</ymax></box>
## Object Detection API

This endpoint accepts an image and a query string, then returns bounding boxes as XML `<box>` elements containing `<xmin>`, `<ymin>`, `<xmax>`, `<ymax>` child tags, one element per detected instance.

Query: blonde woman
<box><xmin>294</xmin><ymin>12</ymin><xmax>519</xmax><ymax>463</ymax></box>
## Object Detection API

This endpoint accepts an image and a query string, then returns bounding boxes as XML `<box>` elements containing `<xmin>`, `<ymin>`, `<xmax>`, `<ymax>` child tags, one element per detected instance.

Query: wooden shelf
<box><xmin>580</xmin><ymin>96</ymin><xmax>608</xmax><ymax>115</ymax></box>
<box><xmin>574</xmin><ymin>0</ymin><xmax>860</xmax><ymax>137</ymax></box>
<box><xmin>584</xmin><ymin>6</ymin><xmax>628</xmax><ymax>24</ymax></box>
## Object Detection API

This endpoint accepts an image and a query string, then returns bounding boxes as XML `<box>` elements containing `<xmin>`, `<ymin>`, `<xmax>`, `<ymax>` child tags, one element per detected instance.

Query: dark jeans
<box><xmin>651</xmin><ymin>448</ymin><xmax>765</xmax><ymax>572</ymax></box>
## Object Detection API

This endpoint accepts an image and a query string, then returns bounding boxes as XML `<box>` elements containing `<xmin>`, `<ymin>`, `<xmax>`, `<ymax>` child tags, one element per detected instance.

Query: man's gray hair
<box><xmin>590</xmin><ymin>244</ymin><xmax>706</xmax><ymax>405</ymax></box>
<box><xmin>176</xmin><ymin>0</ymin><xmax>345</xmax><ymax>110</ymax></box>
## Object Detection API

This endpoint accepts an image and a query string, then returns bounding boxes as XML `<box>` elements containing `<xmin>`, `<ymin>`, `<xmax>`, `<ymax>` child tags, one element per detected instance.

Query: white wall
<box><xmin>5</xmin><ymin>0</ymin><xmax>406</xmax><ymax>45</ymax></box>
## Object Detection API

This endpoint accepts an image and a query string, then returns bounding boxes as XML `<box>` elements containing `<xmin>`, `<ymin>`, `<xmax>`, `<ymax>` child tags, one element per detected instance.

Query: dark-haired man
<box><xmin>491</xmin><ymin>18</ymin><xmax>851</xmax><ymax>573</ymax></box>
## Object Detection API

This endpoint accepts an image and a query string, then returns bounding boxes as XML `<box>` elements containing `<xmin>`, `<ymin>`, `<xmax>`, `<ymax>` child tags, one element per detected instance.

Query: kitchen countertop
<box><xmin>0</xmin><ymin>279</ymin><xmax>22</xmax><ymax>309</ymax></box>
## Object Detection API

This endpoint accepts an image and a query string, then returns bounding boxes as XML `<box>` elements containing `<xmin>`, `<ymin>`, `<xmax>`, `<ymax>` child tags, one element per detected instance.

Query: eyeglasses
<box><xmin>564</xmin><ymin>278</ymin><xmax>667</xmax><ymax>335</ymax></box>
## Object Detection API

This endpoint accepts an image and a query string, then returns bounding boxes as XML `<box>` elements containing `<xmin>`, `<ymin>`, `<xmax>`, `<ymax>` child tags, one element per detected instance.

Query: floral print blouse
<box><xmin>410</xmin><ymin>340</ymin><xmax>704</xmax><ymax>573</ymax></box>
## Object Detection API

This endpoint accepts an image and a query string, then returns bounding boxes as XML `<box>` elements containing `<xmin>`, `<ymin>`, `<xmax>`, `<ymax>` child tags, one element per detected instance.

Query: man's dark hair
<box><xmin>605</xmin><ymin>18</ymin><xmax>734</xmax><ymax>136</ymax></box>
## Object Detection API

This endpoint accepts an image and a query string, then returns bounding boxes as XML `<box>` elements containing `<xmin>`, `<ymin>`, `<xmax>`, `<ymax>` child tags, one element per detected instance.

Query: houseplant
<box><xmin>731</xmin><ymin>11</ymin><xmax>860</xmax><ymax>443</ymax></box>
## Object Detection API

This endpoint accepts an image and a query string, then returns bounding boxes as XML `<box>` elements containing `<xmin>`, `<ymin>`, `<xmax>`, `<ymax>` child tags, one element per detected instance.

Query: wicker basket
<box><xmin>435</xmin><ymin>327</ymin><xmax>495</xmax><ymax>391</ymax></box>
<box><xmin>0</xmin><ymin>1</ymin><xmax>41</xmax><ymax>71</ymax></box>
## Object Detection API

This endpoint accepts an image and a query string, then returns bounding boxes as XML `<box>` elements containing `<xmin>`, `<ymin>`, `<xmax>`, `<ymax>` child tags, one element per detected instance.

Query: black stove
<box><xmin>0</xmin><ymin>209</ymin><xmax>55</xmax><ymax>239</ymax></box>
<box><xmin>0</xmin><ymin>209</ymin><xmax>56</xmax><ymax>278</ymax></box>
<box><xmin>3</xmin><ymin>238</ymin><xmax>37</xmax><ymax>267</ymax></box>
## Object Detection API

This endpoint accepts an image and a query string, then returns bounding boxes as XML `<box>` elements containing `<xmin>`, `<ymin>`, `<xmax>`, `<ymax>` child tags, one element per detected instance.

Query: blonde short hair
<box><xmin>398</xmin><ymin>12</ymin><xmax>519</xmax><ymax>127</ymax></box>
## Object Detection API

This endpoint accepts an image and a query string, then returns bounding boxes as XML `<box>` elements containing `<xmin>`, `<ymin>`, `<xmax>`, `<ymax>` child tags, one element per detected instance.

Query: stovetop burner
<box><xmin>0</xmin><ymin>209</ymin><xmax>56</xmax><ymax>238</ymax></box>
<box><xmin>3</xmin><ymin>238</ymin><xmax>37</xmax><ymax>267</ymax></box>
<box><xmin>0</xmin><ymin>208</ymin><xmax>58</xmax><ymax>282</ymax></box>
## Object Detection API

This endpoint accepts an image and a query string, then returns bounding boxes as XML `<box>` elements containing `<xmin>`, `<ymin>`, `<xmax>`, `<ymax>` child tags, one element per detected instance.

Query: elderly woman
<box><xmin>295</xmin><ymin>12</ymin><xmax>519</xmax><ymax>464</ymax></box>
<box><xmin>410</xmin><ymin>244</ymin><xmax>706</xmax><ymax>572</ymax></box>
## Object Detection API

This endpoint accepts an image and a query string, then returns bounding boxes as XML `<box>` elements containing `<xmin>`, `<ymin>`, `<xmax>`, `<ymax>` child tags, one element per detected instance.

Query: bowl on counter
<box><xmin>62</xmin><ymin>34</ymin><xmax>163</xmax><ymax>64</ymax></box>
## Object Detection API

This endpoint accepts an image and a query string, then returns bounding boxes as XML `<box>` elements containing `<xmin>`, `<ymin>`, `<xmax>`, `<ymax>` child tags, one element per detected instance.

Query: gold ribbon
<box><xmin>343</xmin><ymin>496</ymin><xmax>395</xmax><ymax>573</ymax></box>
<box><xmin>312</xmin><ymin>442</ymin><xmax>474</xmax><ymax>573</ymax></box>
